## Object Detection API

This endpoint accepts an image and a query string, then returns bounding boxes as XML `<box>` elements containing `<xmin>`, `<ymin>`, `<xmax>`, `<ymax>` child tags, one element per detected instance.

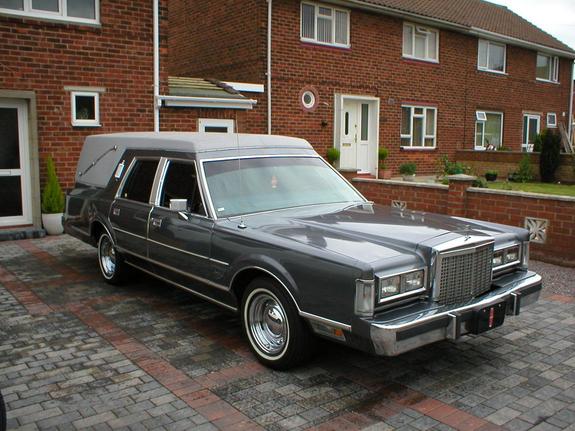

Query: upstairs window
<box><xmin>301</xmin><ymin>2</ymin><xmax>350</xmax><ymax>47</ymax></box>
<box><xmin>403</xmin><ymin>23</ymin><xmax>439</xmax><ymax>62</ymax></box>
<box><xmin>478</xmin><ymin>39</ymin><xmax>506</xmax><ymax>73</ymax></box>
<box><xmin>536</xmin><ymin>53</ymin><xmax>559</xmax><ymax>82</ymax></box>
<box><xmin>0</xmin><ymin>0</ymin><xmax>98</xmax><ymax>24</ymax></box>
<box><xmin>400</xmin><ymin>106</ymin><xmax>437</xmax><ymax>149</ymax></box>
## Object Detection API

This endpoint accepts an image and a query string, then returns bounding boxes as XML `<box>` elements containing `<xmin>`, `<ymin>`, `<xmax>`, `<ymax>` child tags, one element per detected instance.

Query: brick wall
<box><xmin>170</xmin><ymin>0</ymin><xmax>573</xmax><ymax>176</ymax></box>
<box><xmin>270</xmin><ymin>0</ymin><xmax>572</xmax><ymax>175</ymax></box>
<box><xmin>353</xmin><ymin>178</ymin><xmax>575</xmax><ymax>266</ymax></box>
<box><xmin>0</xmin><ymin>0</ymin><xmax>171</xmax><ymax>189</ymax></box>
<box><xmin>456</xmin><ymin>150</ymin><xmax>575</xmax><ymax>183</ymax></box>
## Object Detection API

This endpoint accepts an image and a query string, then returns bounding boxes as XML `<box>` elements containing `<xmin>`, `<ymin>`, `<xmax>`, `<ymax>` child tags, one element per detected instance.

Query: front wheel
<box><xmin>242</xmin><ymin>277</ymin><xmax>314</xmax><ymax>370</ymax></box>
<box><xmin>97</xmin><ymin>232</ymin><xmax>126</xmax><ymax>284</ymax></box>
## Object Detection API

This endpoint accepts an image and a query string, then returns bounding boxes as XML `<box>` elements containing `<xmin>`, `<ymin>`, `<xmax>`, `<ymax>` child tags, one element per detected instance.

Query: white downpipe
<box><xmin>153</xmin><ymin>0</ymin><xmax>160</xmax><ymax>132</ymax></box>
<box><xmin>568</xmin><ymin>61</ymin><xmax>574</xmax><ymax>144</ymax></box>
<box><xmin>267</xmin><ymin>0</ymin><xmax>272</xmax><ymax>135</ymax></box>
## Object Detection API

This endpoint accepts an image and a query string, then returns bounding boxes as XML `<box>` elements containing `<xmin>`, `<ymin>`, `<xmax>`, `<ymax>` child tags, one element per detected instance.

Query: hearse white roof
<box><xmin>76</xmin><ymin>132</ymin><xmax>314</xmax><ymax>188</ymax></box>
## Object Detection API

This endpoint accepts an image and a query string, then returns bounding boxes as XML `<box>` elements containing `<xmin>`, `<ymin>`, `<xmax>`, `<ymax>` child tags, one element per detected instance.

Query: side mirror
<box><xmin>169</xmin><ymin>199</ymin><xmax>187</xmax><ymax>212</ymax></box>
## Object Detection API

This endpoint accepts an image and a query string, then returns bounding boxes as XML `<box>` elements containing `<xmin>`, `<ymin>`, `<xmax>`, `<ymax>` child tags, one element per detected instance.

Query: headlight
<box><xmin>378</xmin><ymin>270</ymin><xmax>425</xmax><ymax>304</ymax></box>
<box><xmin>493</xmin><ymin>250</ymin><xmax>504</xmax><ymax>267</ymax></box>
<box><xmin>505</xmin><ymin>246</ymin><xmax>520</xmax><ymax>263</ymax></box>
<box><xmin>402</xmin><ymin>270</ymin><xmax>424</xmax><ymax>292</ymax></box>
<box><xmin>493</xmin><ymin>244</ymin><xmax>521</xmax><ymax>269</ymax></box>
<box><xmin>379</xmin><ymin>276</ymin><xmax>400</xmax><ymax>298</ymax></box>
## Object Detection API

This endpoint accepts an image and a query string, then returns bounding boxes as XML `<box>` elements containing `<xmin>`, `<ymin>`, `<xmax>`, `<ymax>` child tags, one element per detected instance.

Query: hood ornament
<box><xmin>463</xmin><ymin>224</ymin><xmax>472</xmax><ymax>241</ymax></box>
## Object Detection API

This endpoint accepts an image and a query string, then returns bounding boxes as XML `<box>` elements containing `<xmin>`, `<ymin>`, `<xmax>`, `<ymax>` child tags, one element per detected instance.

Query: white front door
<box><xmin>0</xmin><ymin>99</ymin><xmax>32</xmax><ymax>227</ymax></box>
<box><xmin>523</xmin><ymin>114</ymin><xmax>540</xmax><ymax>152</ymax></box>
<box><xmin>340</xmin><ymin>100</ymin><xmax>371</xmax><ymax>173</ymax></box>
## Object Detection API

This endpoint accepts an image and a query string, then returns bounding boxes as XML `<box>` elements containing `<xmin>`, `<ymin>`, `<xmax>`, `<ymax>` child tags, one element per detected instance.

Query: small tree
<box><xmin>539</xmin><ymin>129</ymin><xmax>561</xmax><ymax>183</ymax></box>
<box><xmin>326</xmin><ymin>147</ymin><xmax>340</xmax><ymax>166</ymax></box>
<box><xmin>42</xmin><ymin>156</ymin><xmax>65</xmax><ymax>214</ymax></box>
<box><xmin>516</xmin><ymin>154</ymin><xmax>533</xmax><ymax>183</ymax></box>
<box><xmin>378</xmin><ymin>147</ymin><xmax>389</xmax><ymax>169</ymax></box>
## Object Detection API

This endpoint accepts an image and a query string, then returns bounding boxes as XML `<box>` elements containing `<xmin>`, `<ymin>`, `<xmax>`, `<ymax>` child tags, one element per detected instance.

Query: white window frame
<box><xmin>71</xmin><ymin>91</ymin><xmax>100</xmax><ymax>127</ymax></box>
<box><xmin>477</xmin><ymin>39</ymin><xmax>507</xmax><ymax>74</ymax></box>
<box><xmin>198</xmin><ymin>119</ymin><xmax>235</xmax><ymax>133</ymax></box>
<box><xmin>475</xmin><ymin>111</ymin><xmax>504</xmax><ymax>150</ymax></box>
<box><xmin>546</xmin><ymin>112</ymin><xmax>557</xmax><ymax>128</ymax></box>
<box><xmin>300</xmin><ymin>1</ymin><xmax>350</xmax><ymax>48</ymax></box>
<box><xmin>536</xmin><ymin>53</ymin><xmax>559</xmax><ymax>83</ymax></box>
<box><xmin>400</xmin><ymin>105</ymin><xmax>437</xmax><ymax>149</ymax></box>
<box><xmin>0</xmin><ymin>0</ymin><xmax>99</xmax><ymax>25</ymax></box>
<box><xmin>402</xmin><ymin>22</ymin><xmax>439</xmax><ymax>63</ymax></box>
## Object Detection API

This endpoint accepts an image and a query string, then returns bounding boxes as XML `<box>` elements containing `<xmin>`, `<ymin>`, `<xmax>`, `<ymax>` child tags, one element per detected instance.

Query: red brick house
<box><xmin>0</xmin><ymin>0</ymin><xmax>259</xmax><ymax>231</ymax></box>
<box><xmin>170</xmin><ymin>0</ymin><xmax>575</xmax><ymax>177</ymax></box>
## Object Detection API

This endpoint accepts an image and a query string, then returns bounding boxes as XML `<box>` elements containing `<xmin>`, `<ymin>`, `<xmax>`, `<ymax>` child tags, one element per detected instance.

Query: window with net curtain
<box><xmin>0</xmin><ymin>0</ymin><xmax>96</xmax><ymax>20</ymax></box>
<box><xmin>301</xmin><ymin>2</ymin><xmax>349</xmax><ymax>46</ymax></box>
<box><xmin>475</xmin><ymin>112</ymin><xmax>503</xmax><ymax>149</ymax></box>
<box><xmin>403</xmin><ymin>23</ymin><xmax>438</xmax><ymax>62</ymax></box>
<box><xmin>400</xmin><ymin>106</ymin><xmax>437</xmax><ymax>148</ymax></box>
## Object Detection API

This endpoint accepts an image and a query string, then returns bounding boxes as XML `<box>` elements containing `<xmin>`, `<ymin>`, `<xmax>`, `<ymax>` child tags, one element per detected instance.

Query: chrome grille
<box><xmin>436</xmin><ymin>243</ymin><xmax>494</xmax><ymax>305</ymax></box>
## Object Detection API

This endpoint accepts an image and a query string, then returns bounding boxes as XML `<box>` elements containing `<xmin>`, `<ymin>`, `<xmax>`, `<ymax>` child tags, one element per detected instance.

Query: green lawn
<box><xmin>487</xmin><ymin>181</ymin><xmax>575</xmax><ymax>197</ymax></box>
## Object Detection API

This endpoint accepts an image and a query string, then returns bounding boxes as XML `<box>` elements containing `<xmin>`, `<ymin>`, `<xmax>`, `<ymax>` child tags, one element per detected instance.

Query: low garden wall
<box><xmin>456</xmin><ymin>150</ymin><xmax>575</xmax><ymax>183</ymax></box>
<box><xmin>353</xmin><ymin>176</ymin><xmax>575</xmax><ymax>267</ymax></box>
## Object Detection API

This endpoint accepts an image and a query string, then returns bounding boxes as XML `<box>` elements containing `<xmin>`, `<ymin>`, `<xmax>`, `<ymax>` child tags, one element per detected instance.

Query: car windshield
<box><xmin>203</xmin><ymin>156</ymin><xmax>365</xmax><ymax>217</ymax></box>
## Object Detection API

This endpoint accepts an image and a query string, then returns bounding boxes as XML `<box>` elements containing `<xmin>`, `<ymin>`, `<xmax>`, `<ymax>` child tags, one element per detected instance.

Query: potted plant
<box><xmin>41</xmin><ymin>156</ymin><xmax>65</xmax><ymax>235</ymax></box>
<box><xmin>326</xmin><ymin>147</ymin><xmax>340</xmax><ymax>167</ymax></box>
<box><xmin>399</xmin><ymin>162</ymin><xmax>416</xmax><ymax>181</ymax></box>
<box><xmin>378</xmin><ymin>147</ymin><xmax>392</xmax><ymax>179</ymax></box>
<box><xmin>485</xmin><ymin>170</ymin><xmax>498</xmax><ymax>182</ymax></box>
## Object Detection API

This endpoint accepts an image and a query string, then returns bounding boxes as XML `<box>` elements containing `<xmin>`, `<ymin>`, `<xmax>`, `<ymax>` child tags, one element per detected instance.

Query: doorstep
<box><xmin>0</xmin><ymin>227</ymin><xmax>46</xmax><ymax>242</ymax></box>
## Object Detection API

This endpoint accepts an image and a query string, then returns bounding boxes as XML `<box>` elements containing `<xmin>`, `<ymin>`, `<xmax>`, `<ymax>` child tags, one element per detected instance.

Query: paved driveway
<box><xmin>1</xmin><ymin>236</ymin><xmax>574</xmax><ymax>431</ymax></box>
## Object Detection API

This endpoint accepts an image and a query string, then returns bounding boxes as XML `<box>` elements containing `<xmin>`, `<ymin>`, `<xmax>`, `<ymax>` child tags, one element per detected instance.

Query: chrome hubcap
<box><xmin>99</xmin><ymin>236</ymin><xmax>116</xmax><ymax>278</ymax></box>
<box><xmin>248</xmin><ymin>293</ymin><xmax>287</xmax><ymax>356</ymax></box>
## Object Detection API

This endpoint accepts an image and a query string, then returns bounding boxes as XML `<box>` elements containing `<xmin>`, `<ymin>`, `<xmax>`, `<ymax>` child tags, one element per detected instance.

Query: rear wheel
<box><xmin>97</xmin><ymin>232</ymin><xmax>126</xmax><ymax>284</ymax></box>
<box><xmin>241</xmin><ymin>277</ymin><xmax>314</xmax><ymax>370</ymax></box>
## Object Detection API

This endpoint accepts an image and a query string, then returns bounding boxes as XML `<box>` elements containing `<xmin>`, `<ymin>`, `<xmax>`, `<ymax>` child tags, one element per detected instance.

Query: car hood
<box><xmin>234</xmin><ymin>203</ymin><xmax>519</xmax><ymax>264</ymax></box>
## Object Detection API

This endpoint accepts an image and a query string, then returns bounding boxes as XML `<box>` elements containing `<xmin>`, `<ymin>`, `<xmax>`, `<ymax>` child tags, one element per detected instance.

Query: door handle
<box><xmin>151</xmin><ymin>217</ymin><xmax>162</xmax><ymax>228</ymax></box>
<box><xmin>112</xmin><ymin>208</ymin><xmax>120</xmax><ymax>216</ymax></box>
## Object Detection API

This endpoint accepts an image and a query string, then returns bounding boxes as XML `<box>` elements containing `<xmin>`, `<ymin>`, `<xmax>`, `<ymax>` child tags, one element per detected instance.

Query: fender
<box><xmin>229</xmin><ymin>255</ymin><xmax>351</xmax><ymax>331</ymax></box>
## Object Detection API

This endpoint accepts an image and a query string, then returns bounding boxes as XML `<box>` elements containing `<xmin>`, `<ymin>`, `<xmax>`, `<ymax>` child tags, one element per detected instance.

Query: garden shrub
<box><xmin>42</xmin><ymin>156</ymin><xmax>65</xmax><ymax>214</ymax></box>
<box><xmin>516</xmin><ymin>154</ymin><xmax>533</xmax><ymax>183</ymax></box>
<box><xmin>539</xmin><ymin>129</ymin><xmax>561</xmax><ymax>183</ymax></box>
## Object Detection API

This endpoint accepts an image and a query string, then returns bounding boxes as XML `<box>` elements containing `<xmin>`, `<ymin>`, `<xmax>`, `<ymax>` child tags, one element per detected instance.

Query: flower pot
<box><xmin>403</xmin><ymin>174</ymin><xmax>416</xmax><ymax>182</ymax></box>
<box><xmin>485</xmin><ymin>173</ymin><xmax>498</xmax><ymax>182</ymax></box>
<box><xmin>42</xmin><ymin>213</ymin><xmax>64</xmax><ymax>235</ymax></box>
<box><xmin>378</xmin><ymin>169</ymin><xmax>392</xmax><ymax>180</ymax></box>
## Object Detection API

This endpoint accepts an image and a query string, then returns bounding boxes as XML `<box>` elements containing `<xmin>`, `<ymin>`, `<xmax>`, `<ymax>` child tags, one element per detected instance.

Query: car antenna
<box><xmin>236</xmin><ymin>131</ymin><xmax>247</xmax><ymax>230</ymax></box>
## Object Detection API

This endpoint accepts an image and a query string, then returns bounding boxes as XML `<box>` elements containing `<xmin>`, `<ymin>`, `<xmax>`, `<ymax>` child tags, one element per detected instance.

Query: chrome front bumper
<box><xmin>369</xmin><ymin>271</ymin><xmax>542</xmax><ymax>356</ymax></box>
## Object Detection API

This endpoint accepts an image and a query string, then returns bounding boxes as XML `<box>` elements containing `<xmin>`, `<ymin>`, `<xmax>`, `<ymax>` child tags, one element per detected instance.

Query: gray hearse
<box><xmin>65</xmin><ymin>133</ymin><xmax>542</xmax><ymax>369</ymax></box>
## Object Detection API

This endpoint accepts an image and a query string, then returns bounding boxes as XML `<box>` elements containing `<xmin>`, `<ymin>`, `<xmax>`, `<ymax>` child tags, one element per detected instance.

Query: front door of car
<box><xmin>147</xmin><ymin>159</ymin><xmax>215</xmax><ymax>284</ymax></box>
<box><xmin>109</xmin><ymin>158</ymin><xmax>160</xmax><ymax>258</ymax></box>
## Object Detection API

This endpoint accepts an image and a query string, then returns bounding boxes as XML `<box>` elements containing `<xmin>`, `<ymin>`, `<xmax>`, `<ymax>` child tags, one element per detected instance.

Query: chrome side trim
<box><xmin>113</xmin><ymin>227</ymin><xmax>147</xmax><ymax>241</ymax></box>
<box><xmin>229</xmin><ymin>265</ymin><xmax>351</xmax><ymax>331</ymax></box>
<box><xmin>119</xmin><ymin>248</ymin><xmax>229</xmax><ymax>291</ymax></box>
<box><xmin>299</xmin><ymin>311</ymin><xmax>352</xmax><ymax>331</ymax></box>
<box><xmin>147</xmin><ymin>238</ymin><xmax>229</xmax><ymax>267</ymax></box>
<box><xmin>124</xmin><ymin>261</ymin><xmax>237</xmax><ymax>312</ymax></box>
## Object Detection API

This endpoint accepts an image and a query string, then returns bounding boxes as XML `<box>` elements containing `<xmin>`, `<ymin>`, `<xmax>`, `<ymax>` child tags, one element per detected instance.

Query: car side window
<box><xmin>120</xmin><ymin>159</ymin><xmax>159</xmax><ymax>203</ymax></box>
<box><xmin>159</xmin><ymin>161</ymin><xmax>207</xmax><ymax>216</ymax></box>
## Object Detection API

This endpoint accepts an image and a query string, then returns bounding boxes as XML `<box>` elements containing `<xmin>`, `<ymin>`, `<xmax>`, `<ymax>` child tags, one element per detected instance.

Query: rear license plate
<box><xmin>469</xmin><ymin>302</ymin><xmax>506</xmax><ymax>334</ymax></box>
